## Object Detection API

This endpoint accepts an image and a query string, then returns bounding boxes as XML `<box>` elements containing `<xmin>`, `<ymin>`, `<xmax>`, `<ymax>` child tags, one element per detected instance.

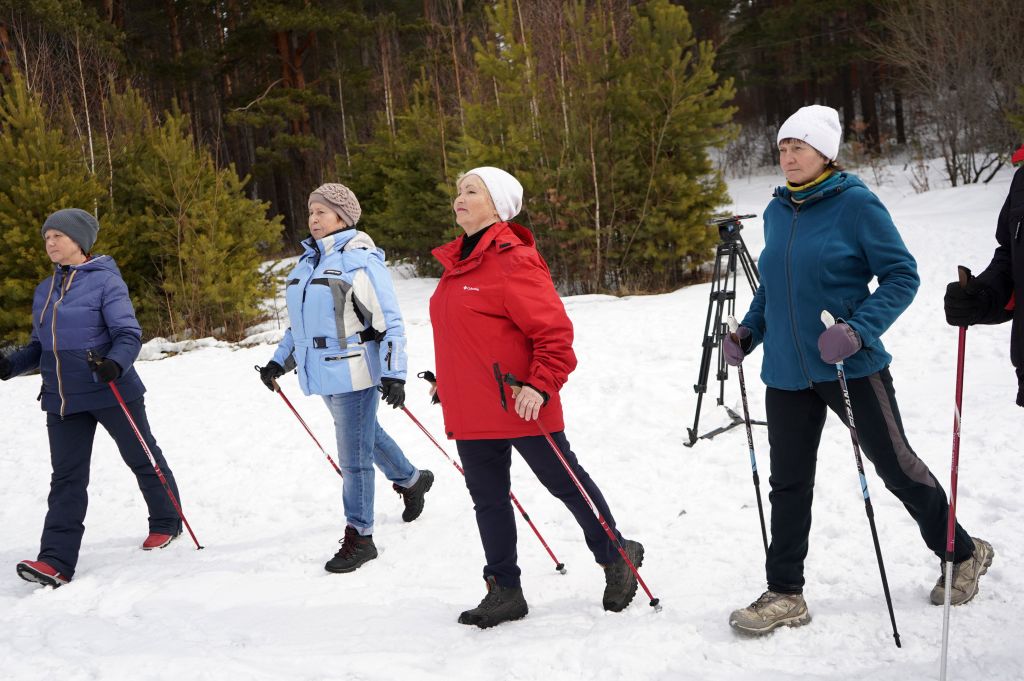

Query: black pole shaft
<box><xmin>835</xmin><ymin>364</ymin><xmax>901</xmax><ymax>649</ymax></box>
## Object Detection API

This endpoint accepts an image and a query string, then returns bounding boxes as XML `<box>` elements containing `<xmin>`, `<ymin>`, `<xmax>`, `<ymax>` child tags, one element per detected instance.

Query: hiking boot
<box><xmin>393</xmin><ymin>469</ymin><xmax>434</xmax><ymax>522</ymax></box>
<box><xmin>930</xmin><ymin>537</ymin><xmax>994</xmax><ymax>606</ymax></box>
<box><xmin>325</xmin><ymin>526</ymin><xmax>378</xmax><ymax>573</ymax></box>
<box><xmin>729</xmin><ymin>590</ymin><xmax>810</xmax><ymax>635</ymax></box>
<box><xmin>16</xmin><ymin>560</ymin><xmax>70</xmax><ymax>588</ymax></box>
<box><xmin>142</xmin><ymin>531</ymin><xmax>181</xmax><ymax>551</ymax></box>
<box><xmin>458</xmin><ymin>576</ymin><xmax>529</xmax><ymax>629</ymax></box>
<box><xmin>602</xmin><ymin>539</ymin><xmax>644</xmax><ymax>612</ymax></box>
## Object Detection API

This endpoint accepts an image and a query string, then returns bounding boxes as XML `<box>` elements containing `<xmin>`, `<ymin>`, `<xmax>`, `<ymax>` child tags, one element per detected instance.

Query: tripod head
<box><xmin>708</xmin><ymin>214</ymin><xmax>756</xmax><ymax>243</ymax></box>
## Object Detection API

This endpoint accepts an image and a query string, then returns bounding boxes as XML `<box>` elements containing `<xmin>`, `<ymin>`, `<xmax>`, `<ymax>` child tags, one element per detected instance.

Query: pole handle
<box><xmin>820</xmin><ymin>309</ymin><xmax>836</xmax><ymax>329</ymax></box>
<box><xmin>727</xmin><ymin>314</ymin><xmax>739</xmax><ymax>335</ymax></box>
<box><xmin>957</xmin><ymin>265</ymin><xmax>972</xmax><ymax>288</ymax></box>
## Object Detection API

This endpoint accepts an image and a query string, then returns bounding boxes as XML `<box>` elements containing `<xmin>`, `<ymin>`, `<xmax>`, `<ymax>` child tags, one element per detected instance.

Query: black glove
<box><xmin>944</xmin><ymin>278</ymin><xmax>994</xmax><ymax>327</ymax></box>
<box><xmin>380</xmin><ymin>378</ymin><xmax>406</xmax><ymax>409</ymax></box>
<box><xmin>88</xmin><ymin>356</ymin><xmax>122</xmax><ymax>383</ymax></box>
<box><xmin>0</xmin><ymin>355</ymin><xmax>11</xmax><ymax>381</ymax></box>
<box><xmin>259</xmin><ymin>360</ymin><xmax>285</xmax><ymax>391</ymax></box>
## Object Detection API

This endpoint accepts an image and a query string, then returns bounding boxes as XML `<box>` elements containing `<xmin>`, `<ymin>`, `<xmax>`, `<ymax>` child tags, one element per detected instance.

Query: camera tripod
<box><xmin>684</xmin><ymin>214</ymin><xmax>766</xmax><ymax>447</ymax></box>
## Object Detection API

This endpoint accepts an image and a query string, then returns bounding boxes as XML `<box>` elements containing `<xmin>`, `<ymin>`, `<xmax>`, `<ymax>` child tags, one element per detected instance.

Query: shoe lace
<box><xmin>392</xmin><ymin>483</ymin><xmax>407</xmax><ymax>499</ymax></box>
<box><xmin>336</xmin><ymin>529</ymin><xmax>362</xmax><ymax>559</ymax></box>
<box><xmin>750</xmin><ymin>591</ymin><xmax>780</xmax><ymax>611</ymax></box>
<box><xmin>477</xmin><ymin>585</ymin><xmax>505</xmax><ymax>611</ymax></box>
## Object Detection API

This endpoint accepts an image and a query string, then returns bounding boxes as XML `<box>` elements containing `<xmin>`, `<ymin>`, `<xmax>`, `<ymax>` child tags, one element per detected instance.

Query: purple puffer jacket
<box><xmin>6</xmin><ymin>256</ymin><xmax>145</xmax><ymax>416</ymax></box>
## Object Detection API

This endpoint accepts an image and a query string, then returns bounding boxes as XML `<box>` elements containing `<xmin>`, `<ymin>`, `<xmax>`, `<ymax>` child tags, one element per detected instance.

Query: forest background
<box><xmin>1</xmin><ymin>0</ymin><xmax>1023</xmax><ymax>344</ymax></box>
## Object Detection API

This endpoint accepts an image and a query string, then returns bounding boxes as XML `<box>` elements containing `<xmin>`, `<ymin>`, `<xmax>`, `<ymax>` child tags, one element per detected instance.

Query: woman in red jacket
<box><xmin>429</xmin><ymin>166</ymin><xmax>645</xmax><ymax>628</ymax></box>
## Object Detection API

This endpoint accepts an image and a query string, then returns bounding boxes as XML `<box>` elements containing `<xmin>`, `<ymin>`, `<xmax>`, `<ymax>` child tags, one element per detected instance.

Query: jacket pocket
<box><xmin>315</xmin><ymin>345</ymin><xmax>373</xmax><ymax>394</ymax></box>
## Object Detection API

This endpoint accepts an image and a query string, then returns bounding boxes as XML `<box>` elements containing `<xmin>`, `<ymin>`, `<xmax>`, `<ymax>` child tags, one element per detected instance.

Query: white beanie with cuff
<box><xmin>777</xmin><ymin>105</ymin><xmax>843</xmax><ymax>161</ymax></box>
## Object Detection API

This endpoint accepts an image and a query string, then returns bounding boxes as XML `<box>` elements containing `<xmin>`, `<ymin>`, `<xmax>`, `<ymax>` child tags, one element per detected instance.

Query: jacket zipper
<box><xmin>51</xmin><ymin>268</ymin><xmax>78</xmax><ymax>417</ymax></box>
<box><xmin>784</xmin><ymin>204</ymin><xmax>814</xmax><ymax>387</ymax></box>
<box><xmin>37</xmin><ymin>275</ymin><xmax>57</xmax><ymax>326</ymax></box>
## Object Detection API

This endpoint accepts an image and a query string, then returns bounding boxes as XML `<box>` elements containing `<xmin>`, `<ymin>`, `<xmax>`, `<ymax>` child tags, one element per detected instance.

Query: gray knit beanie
<box><xmin>308</xmin><ymin>183</ymin><xmax>361</xmax><ymax>227</ymax></box>
<box><xmin>41</xmin><ymin>208</ymin><xmax>99</xmax><ymax>254</ymax></box>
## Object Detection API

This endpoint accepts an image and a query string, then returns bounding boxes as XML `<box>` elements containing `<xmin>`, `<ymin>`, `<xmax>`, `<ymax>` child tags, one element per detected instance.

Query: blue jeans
<box><xmin>322</xmin><ymin>388</ymin><xmax>419</xmax><ymax>536</ymax></box>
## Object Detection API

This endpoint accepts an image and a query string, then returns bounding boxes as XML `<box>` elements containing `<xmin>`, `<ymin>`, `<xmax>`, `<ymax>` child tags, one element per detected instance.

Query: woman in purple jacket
<box><xmin>0</xmin><ymin>209</ymin><xmax>183</xmax><ymax>588</ymax></box>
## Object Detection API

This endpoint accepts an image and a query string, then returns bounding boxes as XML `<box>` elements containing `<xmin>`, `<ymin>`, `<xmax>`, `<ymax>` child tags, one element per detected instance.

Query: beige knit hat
<box><xmin>308</xmin><ymin>183</ymin><xmax>361</xmax><ymax>227</ymax></box>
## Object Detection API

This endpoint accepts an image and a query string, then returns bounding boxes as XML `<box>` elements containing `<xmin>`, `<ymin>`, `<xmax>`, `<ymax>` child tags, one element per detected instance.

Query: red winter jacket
<box><xmin>429</xmin><ymin>222</ymin><xmax>577</xmax><ymax>439</ymax></box>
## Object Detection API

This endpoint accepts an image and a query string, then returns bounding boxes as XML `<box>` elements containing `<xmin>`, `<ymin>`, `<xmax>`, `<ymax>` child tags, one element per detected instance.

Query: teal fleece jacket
<box><xmin>740</xmin><ymin>172</ymin><xmax>919</xmax><ymax>389</ymax></box>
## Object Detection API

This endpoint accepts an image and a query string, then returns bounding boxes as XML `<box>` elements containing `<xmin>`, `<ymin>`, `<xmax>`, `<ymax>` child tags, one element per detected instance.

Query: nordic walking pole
<box><xmin>820</xmin><ymin>311</ymin><xmax>900</xmax><ymax>648</ymax></box>
<box><xmin>95</xmin><ymin>356</ymin><xmax>203</xmax><ymax>550</ymax></box>
<box><xmin>727</xmin><ymin>315</ymin><xmax>769</xmax><ymax>556</ymax></box>
<box><xmin>254</xmin><ymin>366</ymin><xmax>344</xmax><ymax>478</ymax></box>
<box><xmin>495</xmin><ymin>364</ymin><xmax>662</xmax><ymax>612</ymax></box>
<box><xmin>410</xmin><ymin>372</ymin><xmax>566</xmax><ymax>573</ymax></box>
<box><xmin>940</xmin><ymin>266</ymin><xmax>970</xmax><ymax>681</ymax></box>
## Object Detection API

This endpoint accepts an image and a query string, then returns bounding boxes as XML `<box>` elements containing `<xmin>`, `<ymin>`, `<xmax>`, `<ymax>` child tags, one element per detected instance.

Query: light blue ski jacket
<box><xmin>272</xmin><ymin>229</ymin><xmax>408</xmax><ymax>396</ymax></box>
<box><xmin>741</xmin><ymin>172</ymin><xmax>920</xmax><ymax>389</ymax></box>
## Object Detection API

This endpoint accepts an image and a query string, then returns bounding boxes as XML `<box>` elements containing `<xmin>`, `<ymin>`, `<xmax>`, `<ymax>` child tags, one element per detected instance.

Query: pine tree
<box><xmin>102</xmin><ymin>96</ymin><xmax>283</xmax><ymax>339</ymax></box>
<box><xmin>610</xmin><ymin>0</ymin><xmax>736</xmax><ymax>290</ymax></box>
<box><xmin>344</xmin><ymin>74</ymin><xmax>459</xmax><ymax>275</ymax></box>
<box><xmin>0</xmin><ymin>70</ymin><xmax>103</xmax><ymax>344</ymax></box>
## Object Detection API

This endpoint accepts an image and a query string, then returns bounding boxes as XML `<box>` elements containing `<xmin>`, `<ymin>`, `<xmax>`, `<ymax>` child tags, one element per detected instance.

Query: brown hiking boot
<box><xmin>930</xmin><ymin>537</ymin><xmax>994</xmax><ymax>606</ymax></box>
<box><xmin>729</xmin><ymin>590</ymin><xmax>810</xmax><ymax>635</ymax></box>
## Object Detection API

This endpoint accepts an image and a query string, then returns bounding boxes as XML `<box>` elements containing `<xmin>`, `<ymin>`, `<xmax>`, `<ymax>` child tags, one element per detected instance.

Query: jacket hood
<box><xmin>433</xmin><ymin>222</ymin><xmax>535</xmax><ymax>269</ymax></box>
<box><xmin>56</xmin><ymin>254</ymin><xmax>122</xmax><ymax>277</ymax></box>
<box><xmin>773</xmin><ymin>171</ymin><xmax>866</xmax><ymax>205</ymax></box>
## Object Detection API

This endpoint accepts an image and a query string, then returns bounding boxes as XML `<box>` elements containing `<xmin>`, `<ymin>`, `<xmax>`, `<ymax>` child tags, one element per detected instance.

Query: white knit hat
<box><xmin>777</xmin><ymin>105</ymin><xmax>843</xmax><ymax>161</ymax></box>
<box><xmin>462</xmin><ymin>167</ymin><xmax>523</xmax><ymax>221</ymax></box>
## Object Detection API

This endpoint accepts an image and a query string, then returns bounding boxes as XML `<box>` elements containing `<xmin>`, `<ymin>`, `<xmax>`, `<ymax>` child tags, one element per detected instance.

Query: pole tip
<box><xmin>650</xmin><ymin>598</ymin><xmax>662</xmax><ymax>612</ymax></box>
<box><xmin>556</xmin><ymin>563</ymin><xmax>566</xmax><ymax>575</ymax></box>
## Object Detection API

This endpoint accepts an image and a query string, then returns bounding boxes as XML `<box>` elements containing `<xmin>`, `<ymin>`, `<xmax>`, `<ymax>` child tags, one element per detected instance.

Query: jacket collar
<box><xmin>773</xmin><ymin>171</ymin><xmax>864</xmax><ymax>207</ymax></box>
<box><xmin>301</xmin><ymin>227</ymin><xmax>360</xmax><ymax>257</ymax></box>
<box><xmin>432</xmin><ymin>222</ymin><xmax>534</xmax><ymax>271</ymax></box>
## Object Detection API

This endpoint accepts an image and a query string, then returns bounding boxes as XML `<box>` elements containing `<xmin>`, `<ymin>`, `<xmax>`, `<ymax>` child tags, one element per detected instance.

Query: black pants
<box><xmin>765</xmin><ymin>368</ymin><xmax>973</xmax><ymax>594</ymax></box>
<box><xmin>457</xmin><ymin>431</ymin><xmax>623</xmax><ymax>588</ymax></box>
<box><xmin>40</xmin><ymin>398</ymin><xmax>181</xmax><ymax>578</ymax></box>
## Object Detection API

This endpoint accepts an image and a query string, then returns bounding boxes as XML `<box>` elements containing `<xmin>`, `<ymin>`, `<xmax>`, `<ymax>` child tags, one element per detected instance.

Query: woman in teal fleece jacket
<box><xmin>723</xmin><ymin>105</ymin><xmax>992</xmax><ymax>637</ymax></box>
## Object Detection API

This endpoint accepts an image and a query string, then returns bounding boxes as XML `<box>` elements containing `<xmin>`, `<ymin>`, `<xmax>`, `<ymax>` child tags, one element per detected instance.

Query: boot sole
<box><xmin>729</xmin><ymin>610</ymin><xmax>811</xmax><ymax>636</ymax></box>
<box><xmin>16</xmin><ymin>563</ymin><xmax>68</xmax><ymax>588</ymax></box>
<box><xmin>459</xmin><ymin>604</ymin><xmax>529</xmax><ymax>629</ymax></box>
<box><xmin>603</xmin><ymin>541</ymin><xmax>645</xmax><ymax>612</ymax></box>
<box><xmin>324</xmin><ymin>548</ymin><xmax>379</xmax><ymax>574</ymax></box>
<box><xmin>402</xmin><ymin>472</ymin><xmax>434</xmax><ymax>522</ymax></box>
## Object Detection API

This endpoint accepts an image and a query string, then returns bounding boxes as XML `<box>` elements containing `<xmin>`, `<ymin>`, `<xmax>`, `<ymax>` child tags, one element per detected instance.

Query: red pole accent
<box><xmin>946</xmin><ymin>326</ymin><xmax>966</xmax><ymax>555</ymax></box>
<box><xmin>107</xmin><ymin>381</ymin><xmax>203</xmax><ymax>550</ymax></box>
<box><xmin>273</xmin><ymin>382</ymin><xmax>344</xmax><ymax>478</ymax></box>
<box><xmin>532</xmin><ymin>416</ymin><xmax>661</xmax><ymax>609</ymax></box>
<box><xmin>400</xmin><ymin>405</ymin><xmax>566</xmax><ymax>574</ymax></box>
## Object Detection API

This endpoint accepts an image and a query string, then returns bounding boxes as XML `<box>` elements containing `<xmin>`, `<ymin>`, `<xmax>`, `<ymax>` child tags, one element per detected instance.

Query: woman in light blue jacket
<box><xmin>258</xmin><ymin>183</ymin><xmax>433</xmax><ymax>574</ymax></box>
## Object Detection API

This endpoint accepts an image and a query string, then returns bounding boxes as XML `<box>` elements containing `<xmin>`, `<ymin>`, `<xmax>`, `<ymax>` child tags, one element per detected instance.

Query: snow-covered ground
<box><xmin>1</xmin><ymin>163</ymin><xmax>1020</xmax><ymax>680</ymax></box>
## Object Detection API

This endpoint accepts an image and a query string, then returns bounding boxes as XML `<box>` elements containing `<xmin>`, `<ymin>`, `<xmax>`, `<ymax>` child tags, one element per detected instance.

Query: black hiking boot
<box><xmin>324</xmin><ymin>526</ymin><xmax>378</xmax><ymax>573</ymax></box>
<box><xmin>458</xmin><ymin>576</ymin><xmax>529</xmax><ymax>629</ymax></box>
<box><xmin>602</xmin><ymin>539</ymin><xmax>644</xmax><ymax>612</ymax></box>
<box><xmin>393</xmin><ymin>469</ymin><xmax>434</xmax><ymax>522</ymax></box>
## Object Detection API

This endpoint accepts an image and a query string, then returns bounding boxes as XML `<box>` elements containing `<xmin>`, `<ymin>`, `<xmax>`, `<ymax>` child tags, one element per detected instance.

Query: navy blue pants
<box><xmin>457</xmin><ymin>431</ymin><xmax>623</xmax><ymax>588</ymax></box>
<box><xmin>40</xmin><ymin>398</ymin><xmax>181</xmax><ymax>577</ymax></box>
<box><xmin>764</xmin><ymin>368</ymin><xmax>973</xmax><ymax>594</ymax></box>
